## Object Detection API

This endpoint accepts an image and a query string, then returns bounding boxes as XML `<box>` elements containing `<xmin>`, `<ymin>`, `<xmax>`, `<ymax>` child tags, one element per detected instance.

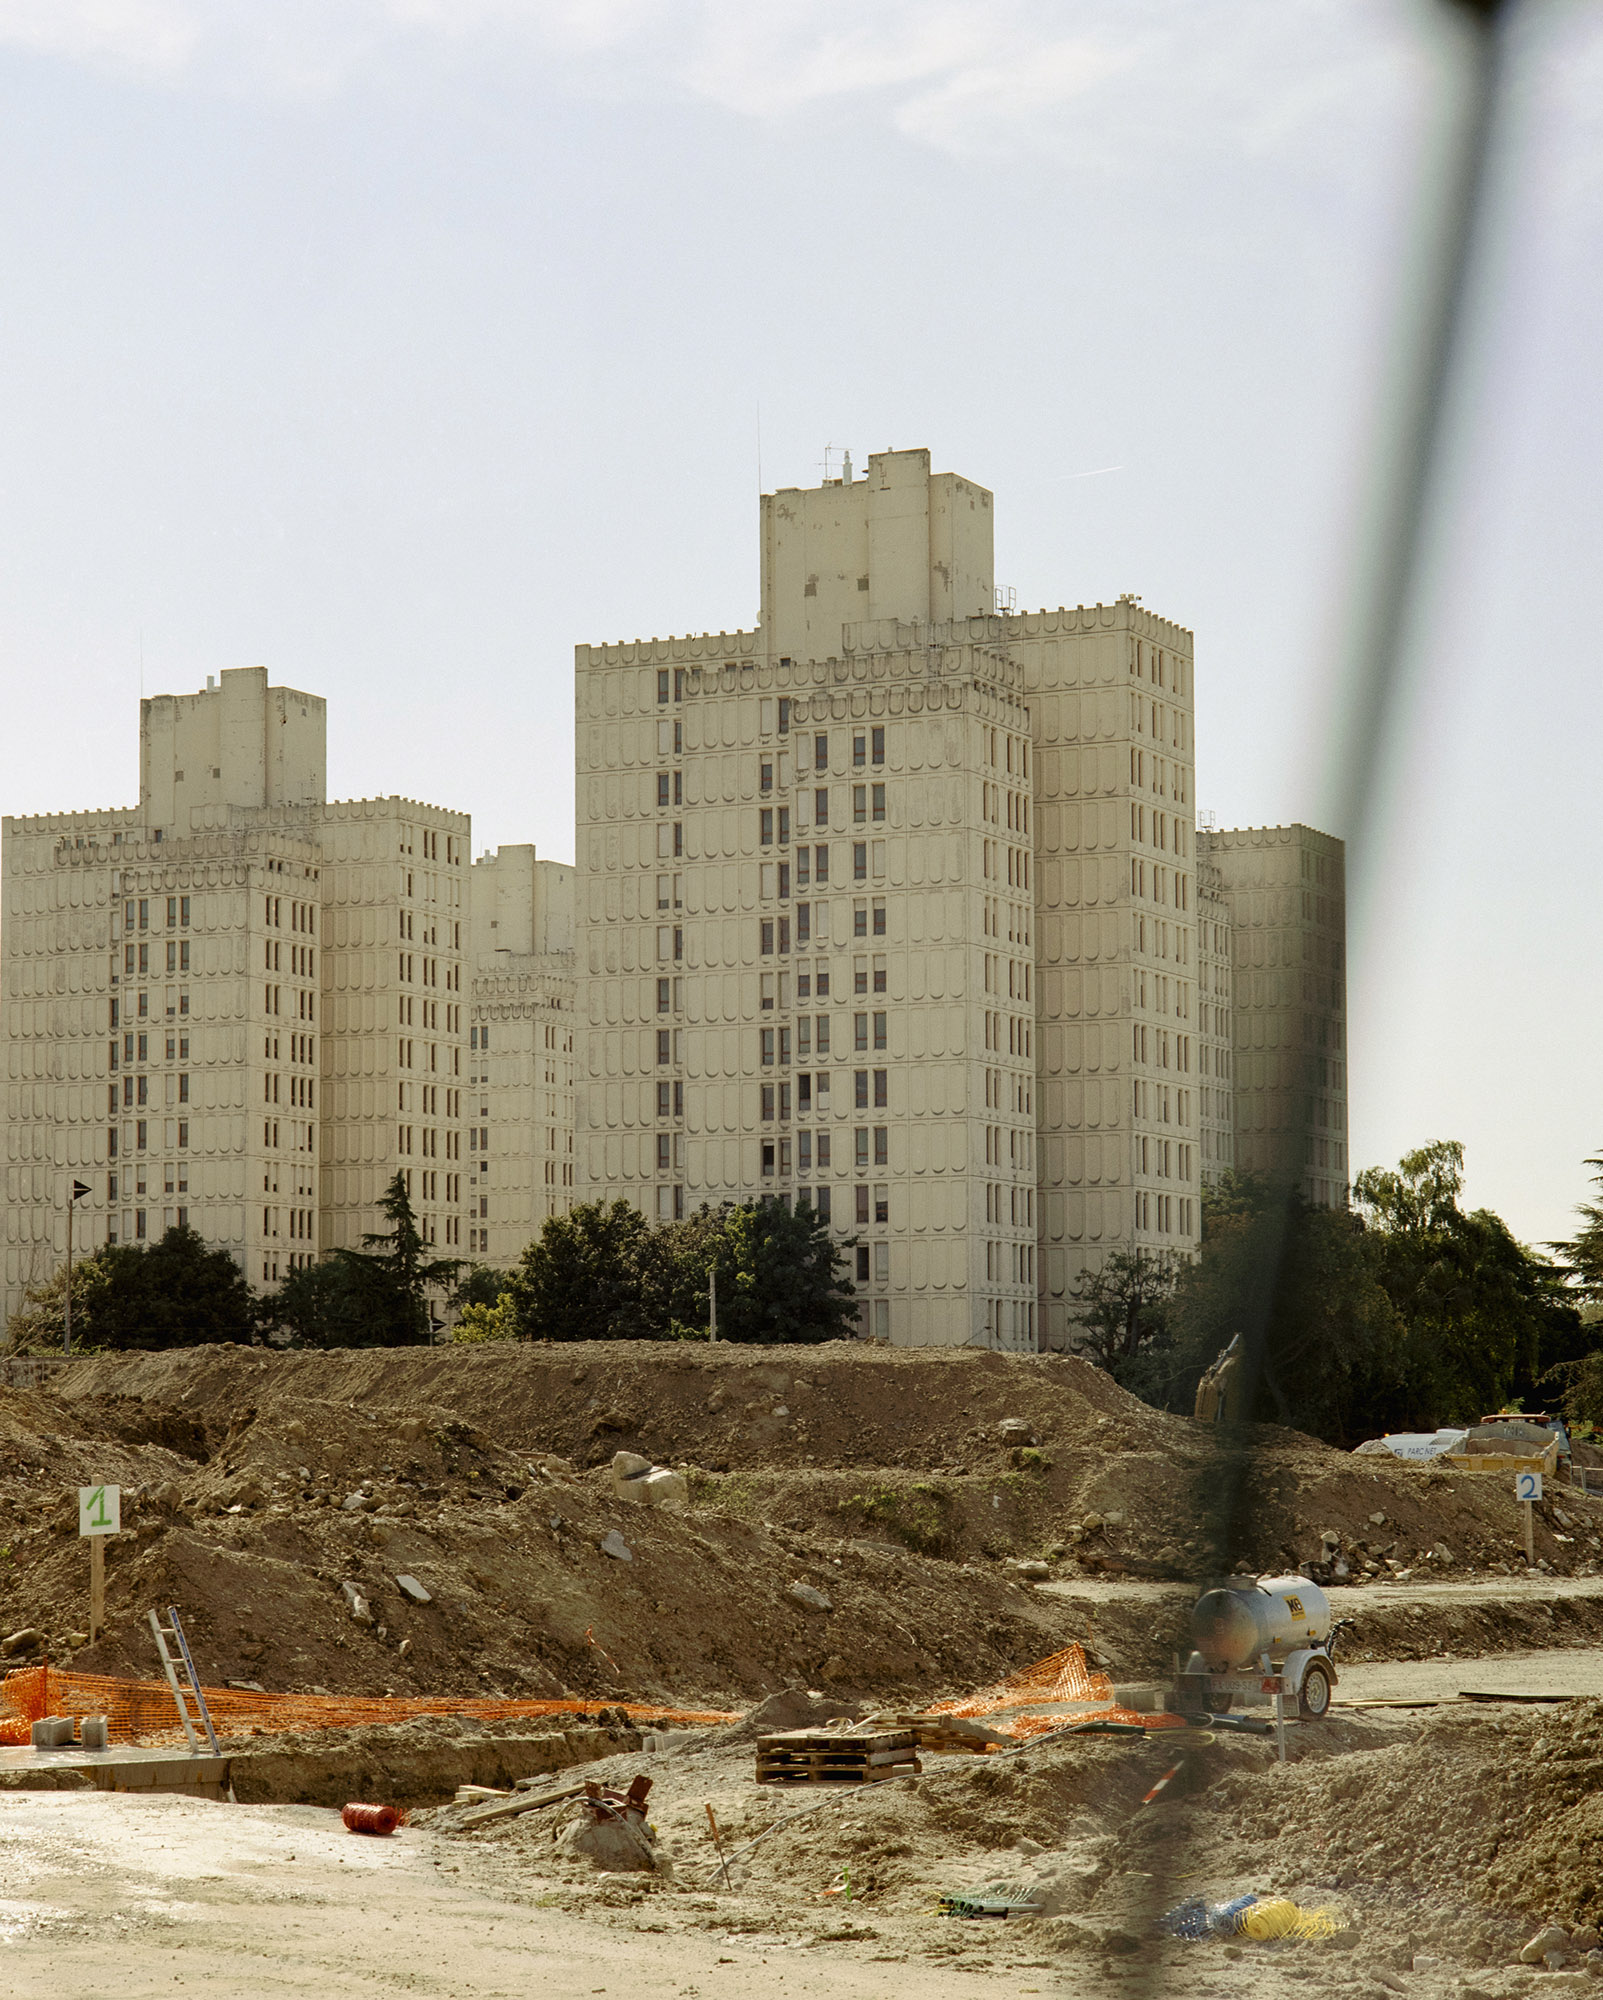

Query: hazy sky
<box><xmin>1</xmin><ymin>1</ymin><xmax>1599</xmax><ymax>1246</ymax></box>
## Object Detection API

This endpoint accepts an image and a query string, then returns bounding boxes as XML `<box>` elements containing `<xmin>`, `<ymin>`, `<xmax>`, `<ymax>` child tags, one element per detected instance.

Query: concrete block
<box><xmin>30</xmin><ymin>1717</ymin><xmax>73</xmax><ymax>1748</ymax></box>
<box><xmin>395</xmin><ymin>1574</ymin><xmax>432</xmax><ymax>1605</ymax></box>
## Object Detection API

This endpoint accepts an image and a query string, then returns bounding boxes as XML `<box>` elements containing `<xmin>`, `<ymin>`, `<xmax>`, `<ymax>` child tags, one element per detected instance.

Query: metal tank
<box><xmin>1189</xmin><ymin>1574</ymin><xmax>1332</xmax><ymax>1673</ymax></box>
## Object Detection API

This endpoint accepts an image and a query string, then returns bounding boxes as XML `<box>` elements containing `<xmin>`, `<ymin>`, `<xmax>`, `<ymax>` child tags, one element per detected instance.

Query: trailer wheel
<box><xmin>1298</xmin><ymin>1660</ymin><xmax>1334</xmax><ymax>1720</ymax></box>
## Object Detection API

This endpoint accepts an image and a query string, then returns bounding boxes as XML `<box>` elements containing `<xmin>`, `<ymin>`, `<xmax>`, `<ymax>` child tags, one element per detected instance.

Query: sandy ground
<box><xmin>1337</xmin><ymin>1646</ymin><xmax>1603</xmax><ymax>1702</ymax></box>
<box><xmin>0</xmin><ymin>1792</ymin><xmax>1019</xmax><ymax>2000</ymax></box>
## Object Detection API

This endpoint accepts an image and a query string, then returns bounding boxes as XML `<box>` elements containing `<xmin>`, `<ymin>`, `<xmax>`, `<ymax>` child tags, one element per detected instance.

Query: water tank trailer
<box><xmin>1174</xmin><ymin>1574</ymin><xmax>1340</xmax><ymax>1720</ymax></box>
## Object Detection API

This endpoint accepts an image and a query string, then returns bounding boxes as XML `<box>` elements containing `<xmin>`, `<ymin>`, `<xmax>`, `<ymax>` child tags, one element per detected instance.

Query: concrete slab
<box><xmin>0</xmin><ymin>1744</ymin><xmax>230</xmax><ymax>1799</ymax></box>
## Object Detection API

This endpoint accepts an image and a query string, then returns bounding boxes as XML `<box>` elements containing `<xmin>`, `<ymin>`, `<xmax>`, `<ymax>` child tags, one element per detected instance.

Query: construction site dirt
<box><xmin>3</xmin><ymin>1339</ymin><xmax>1603</xmax><ymax>1994</ymax></box>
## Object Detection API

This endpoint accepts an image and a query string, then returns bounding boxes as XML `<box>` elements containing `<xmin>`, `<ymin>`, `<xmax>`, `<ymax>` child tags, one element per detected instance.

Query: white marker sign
<box><xmin>78</xmin><ymin>1484</ymin><xmax>120</xmax><ymax>1536</ymax></box>
<box><xmin>1515</xmin><ymin>1470</ymin><xmax>1543</xmax><ymax>1504</ymax></box>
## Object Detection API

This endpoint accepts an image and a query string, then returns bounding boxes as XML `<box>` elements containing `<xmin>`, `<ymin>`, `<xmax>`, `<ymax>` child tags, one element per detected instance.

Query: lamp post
<box><xmin>64</xmin><ymin>1179</ymin><xmax>91</xmax><ymax>1357</ymax></box>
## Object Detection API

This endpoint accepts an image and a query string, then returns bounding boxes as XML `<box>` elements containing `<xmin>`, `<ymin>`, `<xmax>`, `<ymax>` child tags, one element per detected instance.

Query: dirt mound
<box><xmin>0</xmin><ymin>1342</ymin><xmax>1597</xmax><ymax>1716</ymax></box>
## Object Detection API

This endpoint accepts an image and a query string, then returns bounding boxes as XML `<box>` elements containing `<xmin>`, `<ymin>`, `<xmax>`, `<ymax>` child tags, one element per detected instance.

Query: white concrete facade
<box><xmin>2</xmin><ymin>668</ymin><xmax>472</xmax><ymax>1323</ymax></box>
<box><xmin>1199</xmin><ymin>823</ymin><xmax>1348</xmax><ymax>1207</ymax></box>
<box><xmin>574</xmin><ymin>449</ymin><xmax>1210</xmax><ymax>1351</ymax></box>
<box><xmin>466</xmin><ymin>845</ymin><xmax>577</xmax><ymax>1263</ymax></box>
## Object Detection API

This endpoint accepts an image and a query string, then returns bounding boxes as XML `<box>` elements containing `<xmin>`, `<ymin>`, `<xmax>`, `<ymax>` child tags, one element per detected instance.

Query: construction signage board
<box><xmin>1515</xmin><ymin>1470</ymin><xmax>1543</xmax><ymax>1503</ymax></box>
<box><xmin>78</xmin><ymin>1485</ymin><xmax>120</xmax><ymax>1536</ymax></box>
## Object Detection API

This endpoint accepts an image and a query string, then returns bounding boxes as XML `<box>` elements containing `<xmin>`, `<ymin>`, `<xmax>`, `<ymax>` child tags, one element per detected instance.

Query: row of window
<box><xmin>120</xmin><ymin>896</ymin><xmax>191</xmax><ymax>933</ymax></box>
<box><xmin>1135</xmin><ymin>1136</ymin><xmax>1193</xmax><ymax>1180</ymax></box>
<box><xmin>110</xmin><ymin>1032</ymin><xmax>191</xmax><ymax>1068</ymax></box>
<box><xmin>1136</xmin><ymin>1191</ymin><xmax>1194</xmax><ymax>1235</ymax></box>
<box><xmin>981</xmin><ymin>1010</ymin><xmax>1033</xmax><ymax>1058</ymax></box>
<box><xmin>105</xmin><ymin>1167</ymin><xmax>186</xmax><ymax>1202</ymax></box>
<box><xmin>1132</xmin><ymin>1025</ymin><xmax>1193</xmax><ymax>1072</ymax></box>
<box><xmin>111</xmin><ymin>1074</ymin><xmax>189</xmax><ymax>1110</ymax></box>
<box><xmin>123</xmin><ymin>940</ymin><xmax>191</xmax><ymax>978</ymax></box>
<box><xmin>759</xmin><ymin>1068</ymin><xmax>892</xmax><ymax>1119</ymax></box>
<box><xmin>107</xmin><ymin>1121</ymin><xmax>189</xmax><ymax>1155</ymax></box>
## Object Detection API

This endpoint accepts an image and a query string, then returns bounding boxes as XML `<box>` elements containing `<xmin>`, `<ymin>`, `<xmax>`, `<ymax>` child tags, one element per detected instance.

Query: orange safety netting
<box><xmin>0</xmin><ymin>1664</ymin><xmax>739</xmax><ymax>1748</ymax></box>
<box><xmin>928</xmin><ymin>1643</ymin><xmax>1183</xmax><ymax>1736</ymax></box>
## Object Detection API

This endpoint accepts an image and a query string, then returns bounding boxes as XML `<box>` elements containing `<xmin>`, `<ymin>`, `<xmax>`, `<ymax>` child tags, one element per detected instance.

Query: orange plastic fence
<box><xmin>0</xmin><ymin>1664</ymin><xmax>739</xmax><ymax>1747</ymax></box>
<box><xmin>928</xmin><ymin>1643</ymin><xmax>1179</xmax><ymax>1736</ymax></box>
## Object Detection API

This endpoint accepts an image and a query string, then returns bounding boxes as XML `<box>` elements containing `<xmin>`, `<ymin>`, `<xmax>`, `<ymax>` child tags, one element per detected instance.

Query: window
<box><xmin>656</xmin><ymin>1030</ymin><xmax>671</xmax><ymax>1063</ymax></box>
<box><xmin>873</xmin><ymin>956</ymin><xmax>887</xmax><ymax>994</ymax></box>
<box><xmin>873</xmin><ymin>1069</ymin><xmax>888</xmax><ymax>1107</ymax></box>
<box><xmin>658</xmin><ymin>772</ymin><xmax>671</xmax><ymax>807</ymax></box>
<box><xmin>814</xmin><ymin>786</ymin><xmax>828</xmax><ymax>824</ymax></box>
<box><xmin>777</xmin><ymin>807</ymin><xmax>790</xmax><ymax>846</ymax></box>
<box><xmin>817</xmin><ymin>1131</ymin><xmax>832</xmax><ymax>1169</ymax></box>
<box><xmin>853</xmin><ymin>843</ymin><xmax>867</xmax><ymax>881</ymax></box>
<box><xmin>760</xmin><ymin>809</ymin><xmax>773</xmax><ymax>845</ymax></box>
<box><xmin>657</xmin><ymin>1081</ymin><xmax>672</xmax><ymax>1117</ymax></box>
<box><xmin>657</xmin><ymin>978</ymin><xmax>672</xmax><ymax>1012</ymax></box>
<box><xmin>854</xmin><ymin>902</ymin><xmax>868</xmax><ymax>938</ymax></box>
<box><xmin>816</xmin><ymin>1186</ymin><xmax>832</xmax><ymax>1223</ymax></box>
<box><xmin>796</xmin><ymin>903</ymin><xmax>811</xmax><ymax>948</ymax></box>
<box><xmin>816</xmin><ymin>962</ymin><xmax>831</xmax><ymax>997</ymax></box>
<box><xmin>814</xmin><ymin>843</ymin><xmax>829</xmax><ymax>883</ymax></box>
<box><xmin>813</xmin><ymin>732</ymin><xmax>828</xmax><ymax>771</ymax></box>
<box><xmin>796</xmin><ymin>849</ymin><xmax>810</xmax><ymax>889</ymax></box>
<box><xmin>854</xmin><ymin>1128</ymin><xmax>869</xmax><ymax>1169</ymax></box>
<box><xmin>657</xmin><ymin>669</ymin><xmax>670</xmax><ymax>703</ymax></box>
<box><xmin>136</xmin><ymin>1120</ymin><xmax>147</xmax><ymax>1150</ymax></box>
<box><xmin>874</xmin><ymin>1126</ymin><xmax>889</xmax><ymax>1165</ymax></box>
<box><xmin>871</xmin><ymin>784</ymin><xmax>886</xmax><ymax>822</ymax></box>
<box><xmin>178</xmin><ymin>1075</ymin><xmax>189</xmax><ymax>1103</ymax></box>
<box><xmin>853</xmin><ymin>785</ymin><xmax>867</xmax><ymax>823</ymax></box>
<box><xmin>760</xmin><ymin>759</ymin><xmax>773</xmax><ymax>794</ymax></box>
<box><xmin>673</xmin><ymin>927</ymin><xmax>683</xmax><ymax>960</ymax></box>
<box><xmin>854</xmin><ymin>1013</ymin><xmax>868</xmax><ymax>1052</ymax></box>
<box><xmin>798</xmin><ymin>1131</ymin><xmax>812</xmax><ymax>1172</ymax></box>
<box><xmin>762</xmin><ymin>1142</ymin><xmax>776</xmax><ymax>1177</ymax></box>
<box><xmin>657</xmin><ymin>1134</ymin><xmax>672</xmax><ymax>1170</ymax></box>
<box><xmin>874</xmin><ymin>1185</ymin><xmax>889</xmax><ymax>1224</ymax></box>
<box><xmin>853</xmin><ymin>733</ymin><xmax>866</xmax><ymax>767</ymax></box>
<box><xmin>816</xmin><ymin>1015</ymin><xmax>831</xmax><ymax>1056</ymax></box>
<box><xmin>778</xmin><ymin>1026</ymin><xmax>791</xmax><ymax>1065</ymax></box>
<box><xmin>777</xmin><ymin>698</ymin><xmax>790</xmax><ymax>733</ymax></box>
<box><xmin>855</xmin><ymin>1070</ymin><xmax>869</xmax><ymax>1109</ymax></box>
<box><xmin>873</xmin><ymin>1012</ymin><xmax>887</xmax><ymax>1050</ymax></box>
<box><xmin>761</xmin><ymin>1028</ymin><xmax>775</xmax><ymax>1066</ymax></box>
<box><xmin>871</xmin><ymin>726</ymin><xmax>884</xmax><ymax>764</ymax></box>
<box><xmin>761</xmin><ymin>1083</ymin><xmax>776</xmax><ymax>1121</ymax></box>
<box><xmin>854</xmin><ymin>960</ymin><xmax>868</xmax><ymax>995</ymax></box>
<box><xmin>673</xmin><ymin>823</ymin><xmax>682</xmax><ymax>857</ymax></box>
<box><xmin>138</xmin><ymin>899</ymin><xmax>148</xmax><ymax>930</ymax></box>
<box><xmin>657</xmin><ymin>874</ymin><xmax>672</xmax><ymax>911</ymax></box>
<box><xmin>872</xmin><ymin>900</ymin><xmax>887</xmax><ymax>937</ymax></box>
<box><xmin>856</xmin><ymin>1240</ymin><xmax>870</xmax><ymax>1276</ymax></box>
<box><xmin>166</xmin><ymin>897</ymin><xmax>177</xmax><ymax>925</ymax></box>
<box><xmin>760</xmin><ymin>920</ymin><xmax>774</xmax><ymax>955</ymax></box>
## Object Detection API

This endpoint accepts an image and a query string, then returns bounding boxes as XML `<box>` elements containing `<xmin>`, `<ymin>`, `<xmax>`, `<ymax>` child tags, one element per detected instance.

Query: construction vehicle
<box><xmin>1171</xmin><ymin>1574</ymin><xmax>1342</xmax><ymax>1721</ymax></box>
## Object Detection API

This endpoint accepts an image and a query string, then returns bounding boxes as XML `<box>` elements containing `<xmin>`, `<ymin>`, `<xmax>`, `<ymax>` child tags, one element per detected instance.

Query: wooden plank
<box><xmin>453</xmin><ymin>1782</ymin><xmax>587</xmax><ymax>1829</ymax></box>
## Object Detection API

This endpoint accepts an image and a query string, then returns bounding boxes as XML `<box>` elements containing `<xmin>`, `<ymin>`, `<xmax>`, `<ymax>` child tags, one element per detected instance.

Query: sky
<box><xmin>0</xmin><ymin>0</ymin><xmax>1600</xmax><ymax>1247</ymax></box>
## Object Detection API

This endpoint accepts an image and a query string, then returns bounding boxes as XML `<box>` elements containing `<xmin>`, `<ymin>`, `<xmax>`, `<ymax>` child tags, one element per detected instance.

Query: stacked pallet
<box><xmin>754</xmin><ymin>1726</ymin><xmax>921</xmax><ymax>1785</ymax></box>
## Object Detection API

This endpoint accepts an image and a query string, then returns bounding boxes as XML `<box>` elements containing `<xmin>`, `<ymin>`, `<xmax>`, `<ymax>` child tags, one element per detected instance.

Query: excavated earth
<box><xmin>0</xmin><ymin>1342</ymin><xmax>1601</xmax><ymax>1993</ymax></box>
<box><xmin>2</xmin><ymin>1340</ymin><xmax>1602</xmax><ymax>1700</ymax></box>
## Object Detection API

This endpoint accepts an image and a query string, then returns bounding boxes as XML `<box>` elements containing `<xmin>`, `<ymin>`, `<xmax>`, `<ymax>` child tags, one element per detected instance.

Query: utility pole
<box><xmin>64</xmin><ymin>1180</ymin><xmax>90</xmax><ymax>1357</ymax></box>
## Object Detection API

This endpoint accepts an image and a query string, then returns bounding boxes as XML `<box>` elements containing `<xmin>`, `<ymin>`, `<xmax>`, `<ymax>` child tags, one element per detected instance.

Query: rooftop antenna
<box><xmin>842</xmin><ymin>450</ymin><xmax>852</xmax><ymax>483</ymax></box>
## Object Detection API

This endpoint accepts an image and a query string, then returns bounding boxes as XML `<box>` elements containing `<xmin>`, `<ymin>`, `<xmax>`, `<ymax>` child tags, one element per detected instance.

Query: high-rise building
<box><xmin>574</xmin><ymin>448</ymin><xmax>1205</xmax><ymax>1351</ymax></box>
<box><xmin>466</xmin><ymin>844</ymin><xmax>578</xmax><ymax>1261</ymax></box>
<box><xmin>1</xmin><ymin>667</ymin><xmax>472</xmax><ymax>1325</ymax></box>
<box><xmin>1195</xmin><ymin>838</ymin><xmax>1237</xmax><ymax>1185</ymax></box>
<box><xmin>1198</xmin><ymin>823</ymin><xmax>1348</xmax><ymax>1206</ymax></box>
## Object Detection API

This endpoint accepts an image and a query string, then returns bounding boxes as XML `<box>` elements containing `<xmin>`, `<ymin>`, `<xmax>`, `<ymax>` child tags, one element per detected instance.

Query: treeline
<box><xmin>1075</xmin><ymin>1141</ymin><xmax>1603</xmax><ymax>1445</ymax></box>
<box><xmin>4</xmin><ymin>1176</ymin><xmax>858</xmax><ymax>1354</ymax></box>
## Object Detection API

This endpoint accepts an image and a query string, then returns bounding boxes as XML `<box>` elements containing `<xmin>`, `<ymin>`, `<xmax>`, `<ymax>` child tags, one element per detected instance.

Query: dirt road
<box><xmin>0</xmin><ymin>1792</ymin><xmax>1013</xmax><ymax>2000</ymax></box>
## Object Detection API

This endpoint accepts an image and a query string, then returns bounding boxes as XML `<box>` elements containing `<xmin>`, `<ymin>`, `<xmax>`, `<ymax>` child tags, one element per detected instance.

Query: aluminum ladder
<box><xmin>149</xmin><ymin>1606</ymin><xmax>220</xmax><ymax>1755</ymax></box>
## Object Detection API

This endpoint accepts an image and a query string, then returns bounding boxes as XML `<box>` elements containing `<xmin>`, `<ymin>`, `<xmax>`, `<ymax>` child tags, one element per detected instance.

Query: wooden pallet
<box><xmin>755</xmin><ymin>1727</ymin><xmax>921</xmax><ymax>1786</ymax></box>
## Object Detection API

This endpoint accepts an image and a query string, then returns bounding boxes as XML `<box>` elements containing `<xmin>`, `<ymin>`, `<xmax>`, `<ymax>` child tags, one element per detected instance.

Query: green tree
<box><xmin>1555</xmin><ymin>1154</ymin><xmax>1603</xmax><ymax>1311</ymax></box>
<box><xmin>506</xmin><ymin>1199</ymin><xmax>656</xmax><ymax>1341</ymax></box>
<box><xmin>1355</xmin><ymin>1141</ymin><xmax>1581</xmax><ymax>1422</ymax></box>
<box><xmin>10</xmin><ymin>1226</ymin><xmax>258</xmax><ymax>1352</ymax></box>
<box><xmin>451</xmin><ymin>1296</ymin><xmax>519</xmax><ymax>1343</ymax></box>
<box><xmin>1066</xmin><ymin>1249</ymin><xmax>1181</xmax><ymax>1403</ymax></box>
<box><xmin>262</xmin><ymin>1175</ymin><xmax>461</xmax><ymax>1348</ymax></box>
<box><xmin>702</xmin><ymin>1199</ymin><xmax>857</xmax><ymax>1345</ymax></box>
<box><xmin>450</xmin><ymin>1264</ymin><xmax>512</xmax><ymax>1313</ymax></box>
<box><xmin>1165</xmin><ymin>1171</ymin><xmax>1406</xmax><ymax>1443</ymax></box>
<box><xmin>336</xmin><ymin>1173</ymin><xmax>463</xmax><ymax>1345</ymax></box>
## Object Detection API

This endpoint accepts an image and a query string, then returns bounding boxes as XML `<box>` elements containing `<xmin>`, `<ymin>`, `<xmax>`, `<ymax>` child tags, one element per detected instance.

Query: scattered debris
<box><xmin>561</xmin><ymin>1776</ymin><xmax>658</xmax><ymax>1872</ymax></box>
<box><xmin>788</xmin><ymin>1581</ymin><xmax>833</xmax><ymax>1613</ymax></box>
<box><xmin>341</xmin><ymin>1582</ymin><xmax>373</xmax><ymax>1624</ymax></box>
<box><xmin>395</xmin><ymin>1575</ymin><xmax>432</xmax><ymax>1606</ymax></box>
<box><xmin>598</xmin><ymin>1530</ymin><xmax>633</xmax><ymax>1563</ymax></box>
<box><xmin>609</xmin><ymin>1451</ymin><xmax>688</xmax><ymax>1508</ymax></box>
<box><xmin>938</xmin><ymin>1878</ymin><xmax>1047</xmax><ymax>1919</ymax></box>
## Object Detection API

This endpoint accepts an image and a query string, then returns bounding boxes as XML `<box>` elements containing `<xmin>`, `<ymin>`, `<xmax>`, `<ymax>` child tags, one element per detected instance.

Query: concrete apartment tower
<box><xmin>1198</xmin><ymin>824</ymin><xmax>1348</xmax><ymax>1206</ymax></box>
<box><xmin>574</xmin><ymin>448</ymin><xmax>1204</xmax><ymax>1351</ymax></box>
<box><xmin>466</xmin><ymin>845</ymin><xmax>578</xmax><ymax>1262</ymax></box>
<box><xmin>1</xmin><ymin>667</ymin><xmax>472</xmax><ymax>1321</ymax></box>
